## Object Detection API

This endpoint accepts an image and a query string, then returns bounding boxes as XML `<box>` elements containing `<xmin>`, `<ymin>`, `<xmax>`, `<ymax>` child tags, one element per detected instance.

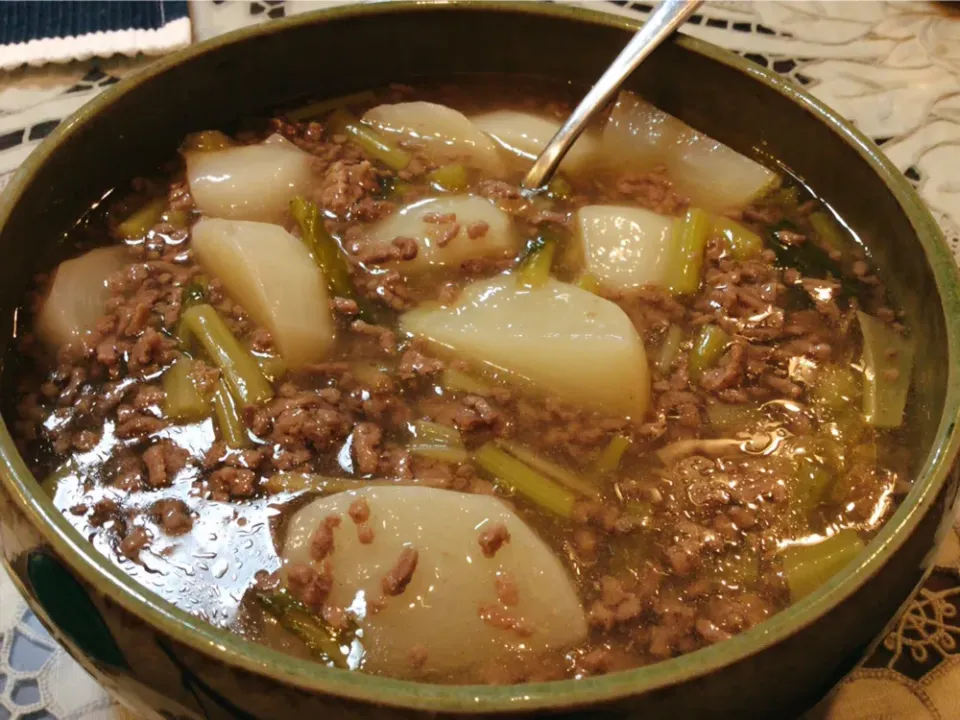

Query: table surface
<box><xmin>2</xmin><ymin>2</ymin><xmax>960</xmax><ymax>718</ymax></box>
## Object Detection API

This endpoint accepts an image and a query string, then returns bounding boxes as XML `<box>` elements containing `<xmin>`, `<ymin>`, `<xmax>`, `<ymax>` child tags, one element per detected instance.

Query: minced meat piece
<box><xmin>152</xmin><ymin>498</ymin><xmax>193</xmax><ymax>535</ymax></box>
<box><xmin>142</xmin><ymin>441</ymin><xmax>189</xmax><ymax>488</ymax></box>
<box><xmin>382</xmin><ymin>547</ymin><xmax>418</xmax><ymax>596</ymax></box>
<box><xmin>478</xmin><ymin>523</ymin><xmax>511</xmax><ymax>558</ymax></box>
<box><xmin>348</xmin><ymin>497</ymin><xmax>370</xmax><ymax>524</ymax></box>
<box><xmin>352</xmin><ymin>423</ymin><xmax>382</xmax><ymax>475</ymax></box>
<box><xmin>310</xmin><ymin>515</ymin><xmax>341</xmax><ymax>561</ymax></box>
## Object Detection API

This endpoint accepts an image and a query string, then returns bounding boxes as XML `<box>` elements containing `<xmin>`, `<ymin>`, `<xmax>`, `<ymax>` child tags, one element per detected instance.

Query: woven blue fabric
<box><xmin>0</xmin><ymin>1</ymin><xmax>189</xmax><ymax>46</ymax></box>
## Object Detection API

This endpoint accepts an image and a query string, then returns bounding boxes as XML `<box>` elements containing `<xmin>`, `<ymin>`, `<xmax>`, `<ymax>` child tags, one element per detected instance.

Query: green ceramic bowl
<box><xmin>1</xmin><ymin>3</ymin><xmax>959</xmax><ymax>718</ymax></box>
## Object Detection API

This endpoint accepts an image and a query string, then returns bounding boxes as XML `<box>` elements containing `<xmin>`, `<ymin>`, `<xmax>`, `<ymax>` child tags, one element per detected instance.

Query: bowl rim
<box><xmin>2</xmin><ymin>0</ymin><xmax>960</xmax><ymax>713</ymax></box>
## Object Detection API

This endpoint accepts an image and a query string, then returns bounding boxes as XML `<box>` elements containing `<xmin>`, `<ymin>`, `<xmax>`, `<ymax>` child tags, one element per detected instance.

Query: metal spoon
<box><xmin>521</xmin><ymin>0</ymin><xmax>702</xmax><ymax>192</ymax></box>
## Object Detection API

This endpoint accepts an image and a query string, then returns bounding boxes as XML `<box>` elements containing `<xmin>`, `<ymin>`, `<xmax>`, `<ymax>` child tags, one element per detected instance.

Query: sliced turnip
<box><xmin>186</xmin><ymin>134</ymin><xmax>313</xmax><ymax>222</ymax></box>
<box><xmin>472</xmin><ymin>110</ymin><xmax>599</xmax><ymax>172</ymax></box>
<box><xmin>192</xmin><ymin>218</ymin><xmax>334</xmax><ymax>367</ymax></box>
<box><xmin>401</xmin><ymin>276</ymin><xmax>650</xmax><ymax>418</ymax></box>
<box><xmin>36</xmin><ymin>246</ymin><xmax>129</xmax><ymax>348</ymax></box>
<box><xmin>362</xmin><ymin>102</ymin><xmax>504</xmax><ymax>174</ymax></box>
<box><xmin>282</xmin><ymin>485</ymin><xmax>586</xmax><ymax>677</ymax></box>
<box><xmin>668</xmin><ymin>131</ymin><xmax>780</xmax><ymax>212</ymax></box>
<box><xmin>362</xmin><ymin>195</ymin><xmax>518</xmax><ymax>273</ymax></box>
<box><xmin>601</xmin><ymin>91</ymin><xmax>779</xmax><ymax>210</ymax></box>
<box><xmin>601</xmin><ymin>90</ymin><xmax>686</xmax><ymax>171</ymax></box>
<box><xmin>576</xmin><ymin>205</ymin><xmax>675</xmax><ymax>293</ymax></box>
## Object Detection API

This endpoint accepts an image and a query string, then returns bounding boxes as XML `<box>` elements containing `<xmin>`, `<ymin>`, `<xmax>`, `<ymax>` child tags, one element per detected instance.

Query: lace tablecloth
<box><xmin>2</xmin><ymin>2</ymin><xmax>960</xmax><ymax>718</ymax></box>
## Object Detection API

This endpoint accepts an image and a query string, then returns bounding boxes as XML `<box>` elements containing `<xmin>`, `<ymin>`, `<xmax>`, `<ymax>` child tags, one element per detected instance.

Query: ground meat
<box><xmin>142</xmin><ymin>441</ymin><xmax>189</xmax><ymax>488</ymax></box>
<box><xmin>381</xmin><ymin>547</ymin><xmax>418</xmax><ymax>596</ymax></box>
<box><xmin>467</xmin><ymin>221</ymin><xmax>490</xmax><ymax>239</ymax></box>
<box><xmin>495</xmin><ymin>572</ymin><xmax>520</xmax><ymax>606</ymax></box>
<box><xmin>287</xmin><ymin>563</ymin><xmax>332</xmax><ymax>611</ymax></box>
<box><xmin>315</xmin><ymin>159</ymin><xmax>379</xmax><ymax>217</ymax></box>
<box><xmin>332</xmin><ymin>297</ymin><xmax>360</xmax><ymax>316</ymax></box>
<box><xmin>152</xmin><ymin>499</ymin><xmax>193</xmax><ymax>535</ymax></box>
<box><xmin>119</xmin><ymin>526</ymin><xmax>150</xmax><ymax>560</ymax></box>
<box><xmin>398</xmin><ymin>347</ymin><xmax>444</xmax><ymax>380</ymax></box>
<box><xmin>350</xmin><ymin>320</ymin><xmax>397</xmax><ymax>355</ymax></box>
<box><xmin>700</xmin><ymin>343</ymin><xmax>746</xmax><ymax>392</ymax></box>
<box><xmin>455</xmin><ymin>395</ymin><xmax>502</xmax><ymax>433</ymax></box>
<box><xmin>352</xmin><ymin>422</ymin><xmax>382</xmax><ymax>475</ymax></box>
<box><xmin>310</xmin><ymin>515</ymin><xmax>341</xmax><ymax>561</ymax></box>
<box><xmin>391</xmin><ymin>236</ymin><xmax>419</xmax><ymax>260</ymax></box>
<box><xmin>408</xmin><ymin>644</ymin><xmax>428</xmax><ymax>669</ymax></box>
<box><xmin>477</xmin><ymin>604</ymin><xmax>532</xmax><ymax>637</ymax></box>
<box><xmin>478</xmin><ymin>523</ymin><xmax>511</xmax><ymax>558</ymax></box>
<box><xmin>208</xmin><ymin>467</ymin><xmax>257</xmax><ymax>499</ymax></box>
<box><xmin>616</xmin><ymin>167</ymin><xmax>688</xmax><ymax>215</ymax></box>
<box><xmin>357</xmin><ymin>523</ymin><xmax>375</xmax><ymax>544</ymax></box>
<box><xmin>348</xmin><ymin>497</ymin><xmax>370</xmax><ymax>523</ymax></box>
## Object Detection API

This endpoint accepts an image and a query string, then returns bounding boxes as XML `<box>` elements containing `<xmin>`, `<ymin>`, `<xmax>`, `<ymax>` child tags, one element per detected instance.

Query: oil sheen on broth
<box><xmin>7</xmin><ymin>79</ymin><xmax>917</xmax><ymax>684</ymax></box>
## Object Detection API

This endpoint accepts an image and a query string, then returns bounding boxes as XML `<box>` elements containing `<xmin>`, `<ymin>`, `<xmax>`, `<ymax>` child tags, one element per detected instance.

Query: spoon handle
<box><xmin>521</xmin><ymin>0</ymin><xmax>702</xmax><ymax>191</ymax></box>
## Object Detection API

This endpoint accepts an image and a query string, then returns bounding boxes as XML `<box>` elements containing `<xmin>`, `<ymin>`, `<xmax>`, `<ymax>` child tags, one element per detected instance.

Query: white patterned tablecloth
<box><xmin>2</xmin><ymin>2</ymin><xmax>960</xmax><ymax>719</ymax></box>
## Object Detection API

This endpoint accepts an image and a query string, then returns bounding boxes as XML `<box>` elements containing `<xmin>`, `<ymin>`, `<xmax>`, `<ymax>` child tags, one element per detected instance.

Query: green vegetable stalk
<box><xmin>163</xmin><ymin>358</ymin><xmax>211</xmax><ymax>421</ymax></box>
<box><xmin>781</xmin><ymin>529</ymin><xmax>864</xmax><ymax>601</ymax></box>
<box><xmin>713</xmin><ymin>216</ymin><xmax>763</xmax><ymax>261</ymax></box>
<box><xmin>667</xmin><ymin>208</ymin><xmax>710</xmax><ymax>294</ymax></box>
<box><xmin>496</xmin><ymin>440</ymin><xmax>599</xmax><ymax>498</ymax></box>
<box><xmin>326</xmin><ymin>110</ymin><xmax>410</xmax><ymax>171</ymax></box>
<box><xmin>408</xmin><ymin>419</ymin><xmax>469</xmax><ymax>463</ymax></box>
<box><xmin>856</xmin><ymin>311</ymin><xmax>915</xmax><ymax>428</ymax></box>
<box><xmin>517</xmin><ymin>227</ymin><xmax>563</xmax><ymax>289</ymax></box>
<box><xmin>116</xmin><ymin>197</ymin><xmax>166</xmax><ymax>239</ymax></box>
<box><xmin>593</xmin><ymin>433</ymin><xmax>632</xmax><ymax>477</ymax></box>
<box><xmin>427</xmin><ymin>163</ymin><xmax>469</xmax><ymax>192</ymax></box>
<box><xmin>688</xmin><ymin>324</ymin><xmax>731</xmax><ymax>381</ymax></box>
<box><xmin>655</xmin><ymin>325</ymin><xmax>684</xmax><ymax>374</ymax></box>
<box><xmin>181</xmin><ymin>304</ymin><xmax>273</xmax><ymax>407</ymax></box>
<box><xmin>256</xmin><ymin>592</ymin><xmax>348</xmax><ymax>668</ymax></box>
<box><xmin>213</xmin><ymin>381</ymin><xmax>250</xmax><ymax>449</ymax></box>
<box><xmin>474</xmin><ymin>442</ymin><xmax>577</xmax><ymax>518</ymax></box>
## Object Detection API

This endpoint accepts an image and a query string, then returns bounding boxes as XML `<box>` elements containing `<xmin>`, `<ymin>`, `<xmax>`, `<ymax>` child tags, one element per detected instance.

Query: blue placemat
<box><xmin>0</xmin><ymin>1</ymin><xmax>191</xmax><ymax>71</ymax></box>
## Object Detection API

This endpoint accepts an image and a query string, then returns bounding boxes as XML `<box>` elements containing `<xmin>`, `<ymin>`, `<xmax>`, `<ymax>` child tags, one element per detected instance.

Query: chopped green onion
<box><xmin>412</xmin><ymin>420</ymin><xmax>461</xmax><ymax>445</ymax></box>
<box><xmin>256</xmin><ymin>355</ymin><xmax>288</xmax><ymax>384</ymax></box>
<box><xmin>181</xmin><ymin>281</ymin><xmax>207</xmax><ymax>310</ymax></box>
<box><xmin>181</xmin><ymin>305</ymin><xmax>273</xmax><ymax>407</ymax></box>
<box><xmin>256</xmin><ymin>592</ymin><xmax>348</xmax><ymax>668</ymax></box>
<box><xmin>713</xmin><ymin>216</ymin><xmax>763</xmax><ymax>261</ymax></box>
<box><xmin>213</xmin><ymin>381</ymin><xmax>249</xmax><ymax>449</ymax></box>
<box><xmin>812</xmin><ymin>365</ymin><xmax>860</xmax><ymax>411</ymax></box>
<box><xmin>427</xmin><ymin>163</ymin><xmax>469</xmax><ymax>192</ymax></box>
<box><xmin>781</xmin><ymin>529</ymin><xmax>864</xmax><ymax>601</ymax></box>
<box><xmin>516</xmin><ymin>228</ymin><xmax>562</xmax><ymax>289</ymax></box>
<box><xmin>792</xmin><ymin>456</ymin><xmax>834</xmax><ymax>514</ymax></box>
<box><xmin>593</xmin><ymin>433</ymin><xmax>632</xmax><ymax>478</ymax></box>
<box><xmin>182</xmin><ymin>130</ymin><xmax>234</xmax><ymax>153</ymax></box>
<box><xmin>327</xmin><ymin>110</ymin><xmax>411</xmax><ymax>171</ymax></box>
<box><xmin>474</xmin><ymin>443</ymin><xmax>577</xmax><ymax>518</ymax></box>
<box><xmin>655</xmin><ymin>325</ymin><xmax>684</xmax><ymax>374</ymax></box>
<box><xmin>667</xmin><ymin>208</ymin><xmax>710</xmax><ymax>295</ymax></box>
<box><xmin>163</xmin><ymin>358</ymin><xmax>211</xmax><ymax>421</ymax></box>
<box><xmin>291</xmin><ymin>196</ymin><xmax>353</xmax><ymax>296</ymax></box>
<box><xmin>496</xmin><ymin>440</ymin><xmax>600</xmax><ymax>498</ymax></box>
<box><xmin>117</xmin><ymin>197</ymin><xmax>166</xmax><ymax>239</ymax></box>
<box><xmin>264</xmin><ymin>473</ymin><xmax>365</xmax><ymax>495</ymax></box>
<box><xmin>287</xmin><ymin>90</ymin><xmax>377</xmax><ymax>122</ymax></box>
<box><xmin>688</xmin><ymin>324</ymin><xmax>731</xmax><ymax>381</ymax></box>
<box><xmin>409</xmin><ymin>445</ymin><xmax>470</xmax><ymax>464</ymax></box>
<box><xmin>857</xmin><ymin>311</ymin><xmax>915</xmax><ymax>428</ymax></box>
<box><xmin>441</xmin><ymin>367</ymin><xmax>495</xmax><ymax>396</ymax></box>
<box><xmin>161</xmin><ymin>209</ymin><xmax>190</xmax><ymax>230</ymax></box>
<box><xmin>576</xmin><ymin>273</ymin><xmax>601</xmax><ymax>294</ymax></box>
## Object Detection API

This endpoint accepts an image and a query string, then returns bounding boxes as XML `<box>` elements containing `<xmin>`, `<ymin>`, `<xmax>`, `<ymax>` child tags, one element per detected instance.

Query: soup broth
<box><xmin>6</xmin><ymin>79</ymin><xmax>916</xmax><ymax>684</ymax></box>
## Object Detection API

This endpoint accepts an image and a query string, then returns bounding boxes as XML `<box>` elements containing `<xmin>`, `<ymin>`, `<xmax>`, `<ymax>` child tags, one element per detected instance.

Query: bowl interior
<box><xmin>0</xmin><ymin>1</ymin><xmax>958</xmax><ymax>713</ymax></box>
